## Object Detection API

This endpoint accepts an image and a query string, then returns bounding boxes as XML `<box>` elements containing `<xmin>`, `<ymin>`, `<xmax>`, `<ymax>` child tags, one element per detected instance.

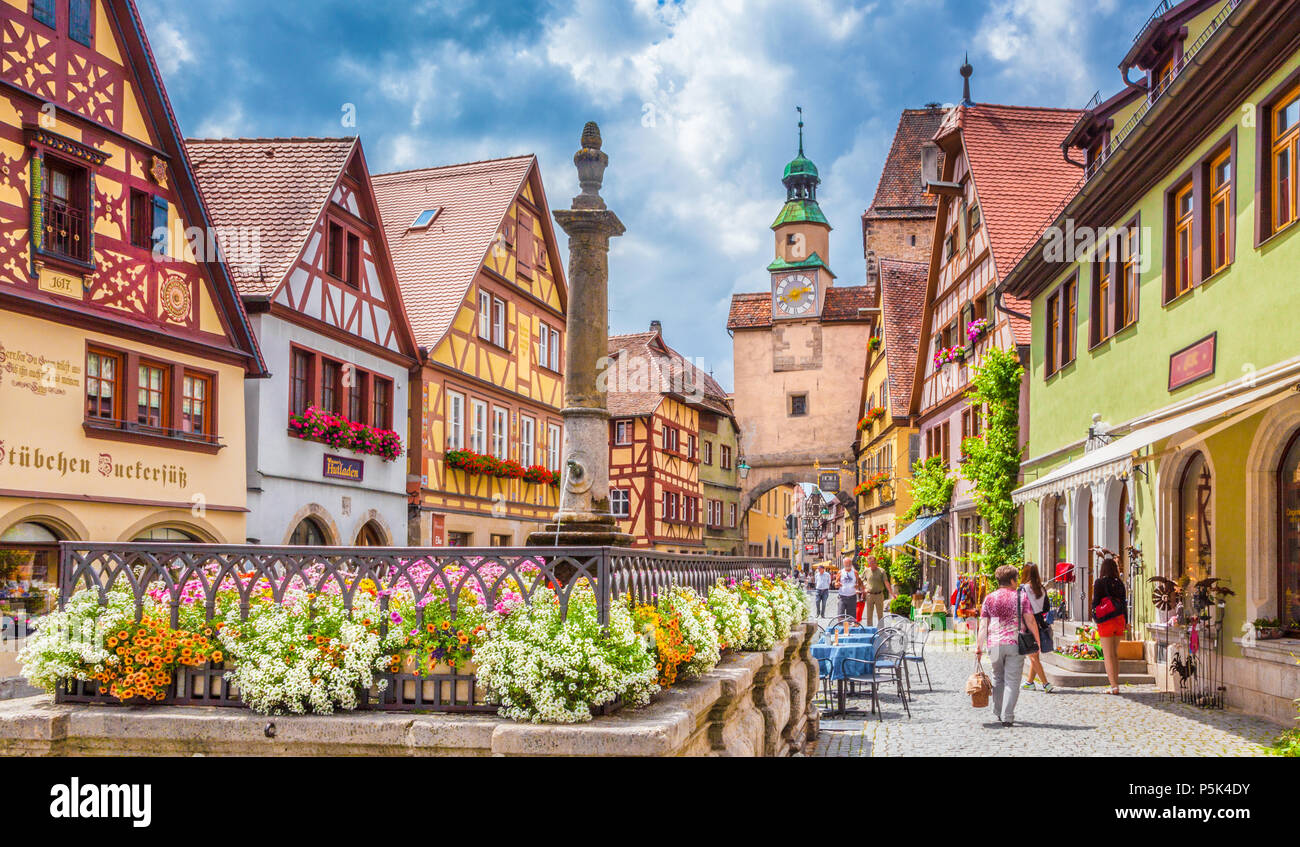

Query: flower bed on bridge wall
<box><xmin>19</xmin><ymin>546</ymin><xmax>803</xmax><ymax>724</ymax></box>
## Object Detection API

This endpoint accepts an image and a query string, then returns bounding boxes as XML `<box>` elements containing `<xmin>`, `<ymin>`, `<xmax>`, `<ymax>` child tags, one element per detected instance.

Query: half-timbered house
<box><xmin>372</xmin><ymin>156</ymin><xmax>567</xmax><ymax>547</ymax></box>
<box><xmin>187</xmin><ymin>137</ymin><xmax>419</xmax><ymax>546</ymax></box>
<box><xmin>607</xmin><ymin>326</ymin><xmax>734</xmax><ymax>553</ymax></box>
<box><xmin>909</xmin><ymin>93</ymin><xmax>1081</xmax><ymax>571</ymax></box>
<box><xmin>0</xmin><ymin>0</ymin><xmax>266</xmax><ymax>648</ymax></box>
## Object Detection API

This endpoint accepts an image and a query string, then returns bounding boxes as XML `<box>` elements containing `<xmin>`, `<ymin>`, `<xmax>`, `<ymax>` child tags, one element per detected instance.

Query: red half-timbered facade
<box><xmin>608</xmin><ymin>329</ymin><xmax>734</xmax><ymax>552</ymax></box>
<box><xmin>0</xmin><ymin>0</ymin><xmax>265</xmax><ymax>640</ymax></box>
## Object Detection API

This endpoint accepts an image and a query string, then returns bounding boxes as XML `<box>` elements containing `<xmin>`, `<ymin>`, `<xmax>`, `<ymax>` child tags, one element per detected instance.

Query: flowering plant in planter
<box><xmin>630</xmin><ymin>600</ymin><xmax>695</xmax><ymax>687</ymax></box>
<box><xmin>522</xmin><ymin>464</ymin><xmax>556</xmax><ymax>485</ymax></box>
<box><xmin>933</xmin><ymin>346</ymin><xmax>966</xmax><ymax>368</ymax></box>
<box><xmin>444</xmin><ymin>449</ymin><xmax>500</xmax><ymax>475</ymax></box>
<box><xmin>706</xmin><ymin>582</ymin><xmax>750</xmax><ymax>650</ymax></box>
<box><xmin>288</xmin><ymin>406</ymin><xmax>403</xmax><ymax>461</ymax></box>
<box><xmin>852</xmin><ymin>481</ymin><xmax>871</xmax><ymax>497</ymax></box>
<box><xmin>216</xmin><ymin>590</ymin><xmax>391</xmax><ymax>715</ymax></box>
<box><xmin>474</xmin><ymin>584</ymin><xmax>658</xmax><ymax>723</ymax></box>
<box><xmin>662</xmin><ymin>586</ymin><xmax>721</xmax><ymax>680</ymax></box>
<box><xmin>966</xmin><ymin>318</ymin><xmax>991</xmax><ymax>343</ymax></box>
<box><xmin>732</xmin><ymin>579</ymin><xmax>778</xmax><ymax>651</ymax></box>
<box><xmin>97</xmin><ymin>616</ymin><xmax>221</xmax><ymax>701</ymax></box>
<box><xmin>868</xmin><ymin>336</ymin><xmax>882</xmax><ymax>352</ymax></box>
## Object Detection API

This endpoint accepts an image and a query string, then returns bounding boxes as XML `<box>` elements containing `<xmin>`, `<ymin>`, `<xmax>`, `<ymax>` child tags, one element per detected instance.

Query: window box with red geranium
<box><xmin>288</xmin><ymin>406</ymin><xmax>403</xmax><ymax>461</ymax></box>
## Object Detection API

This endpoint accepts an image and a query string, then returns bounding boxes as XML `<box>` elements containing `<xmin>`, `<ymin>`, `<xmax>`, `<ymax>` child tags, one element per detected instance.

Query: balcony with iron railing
<box><xmin>42</xmin><ymin>197</ymin><xmax>90</xmax><ymax>263</ymax></box>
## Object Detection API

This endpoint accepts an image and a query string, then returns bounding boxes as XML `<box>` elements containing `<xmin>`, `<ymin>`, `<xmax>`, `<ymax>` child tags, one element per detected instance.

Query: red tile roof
<box><xmin>726</xmin><ymin>292</ymin><xmax>771</xmax><ymax>330</ymax></box>
<box><xmin>185</xmin><ymin>138</ymin><xmax>357</xmax><ymax>295</ymax></box>
<box><xmin>952</xmin><ymin>104</ymin><xmax>1083</xmax><ymax>276</ymax></box>
<box><xmin>726</xmin><ymin>286</ymin><xmax>874</xmax><ymax>330</ymax></box>
<box><xmin>865</xmin><ymin>107</ymin><xmax>946</xmax><ymax>221</ymax></box>
<box><xmin>607</xmin><ymin>330</ymin><xmax>732</xmax><ymax>418</ymax></box>
<box><xmin>950</xmin><ymin>104</ymin><xmax>1083</xmax><ymax>344</ymax></box>
<box><xmin>372</xmin><ymin>156</ymin><xmax>535</xmax><ymax>349</ymax></box>
<box><xmin>877</xmin><ymin>258</ymin><xmax>927</xmax><ymax>412</ymax></box>
<box><xmin>822</xmin><ymin>285</ymin><xmax>877</xmax><ymax>321</ymax></box>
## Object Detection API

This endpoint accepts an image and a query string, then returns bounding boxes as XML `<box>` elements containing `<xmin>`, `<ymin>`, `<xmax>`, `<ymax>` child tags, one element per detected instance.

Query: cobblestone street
<box><xmin>810</xmin><ymin>627</ymin><xmax>1282</xmax><ymax>757</ymax></box>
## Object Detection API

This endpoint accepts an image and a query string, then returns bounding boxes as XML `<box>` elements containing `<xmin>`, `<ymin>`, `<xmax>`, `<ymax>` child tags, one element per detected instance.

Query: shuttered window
<box><xmin>33</xmin><ymin>0</ymin><xmax>55</xmax><ymax>28</ymax></box>
<box><xmin>69</xmin><ymin>0</ymin><xmax>92</xmax><ymax>46</ymax></box>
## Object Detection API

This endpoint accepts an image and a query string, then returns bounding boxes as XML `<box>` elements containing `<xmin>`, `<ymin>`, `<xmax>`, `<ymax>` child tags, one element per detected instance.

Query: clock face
<box><xmin>774</xmin><ymin>273</ymin><xmax>816</xmax><ymax>317</ymax></box>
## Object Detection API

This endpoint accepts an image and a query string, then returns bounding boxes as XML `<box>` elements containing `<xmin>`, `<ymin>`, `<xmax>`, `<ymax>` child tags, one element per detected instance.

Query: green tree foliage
<box><xmin>889</xmin><ymin>551</ymin><xmax>921</xmax><ymax>596</ymax></box>
<box><xmin>960</xmin><ymin>347</ymin><xmax>1025</xmax><ymax>576</ymax></box>
<box><xmin>903</xmin><ymin>456</ymin><xmax>955</xmax><ymax>521</ymax></box>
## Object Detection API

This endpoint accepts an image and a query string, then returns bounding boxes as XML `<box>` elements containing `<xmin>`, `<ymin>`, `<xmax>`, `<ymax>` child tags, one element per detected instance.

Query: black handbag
<box><xmin>1016</xmin><ymin>587</ymin><xmax>1039</xmax><ymax>655</ymax></box>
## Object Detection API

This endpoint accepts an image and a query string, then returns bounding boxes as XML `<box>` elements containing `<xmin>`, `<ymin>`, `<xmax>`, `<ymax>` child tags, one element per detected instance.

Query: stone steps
<box><xmin>1041</xmin><ymin>651</ymin><xmax>1154</xmax><ymax>687</ymax></box>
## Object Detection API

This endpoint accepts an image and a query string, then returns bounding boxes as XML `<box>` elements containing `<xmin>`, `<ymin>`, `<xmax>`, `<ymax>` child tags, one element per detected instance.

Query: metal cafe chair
<box><xmin>842</xmin><ymin>628</ymin><xmax>911</xmax><ymax>721</ymax></box>
<box><xmin>902</xmin><ymin>618</ymin><xmax>934</xmax><ymax>692</ymax></box>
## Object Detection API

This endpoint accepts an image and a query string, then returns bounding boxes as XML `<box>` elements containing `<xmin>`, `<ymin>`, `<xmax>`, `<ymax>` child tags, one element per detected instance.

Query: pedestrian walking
<box><xmin>975</xmin><ymin>565</ymin><xmax>1040</xmax><ymax>727</ymax></box>
<box><xmin>836</xmin><ymin>556</ymin><xmax>858</xmax><ymax>634</ymax></box>
<box><xmin>1092</xmin><ymin>555</ymin><xmax>1128</xmax><ymax>695</ymax></box>
<box><xmin>1019</xmin><ymin>563</ymin><xmax>1055</xmax><ymax>693</ymax></box>
<box><xmin>860</xmin><ymin>555</ymin><xmax>893</xmax><ymax>627</ymax></box>
<box><xmin>813</xmin><ymin>564</ymin><xmax>831</xmax><ymax>618</ymax></box>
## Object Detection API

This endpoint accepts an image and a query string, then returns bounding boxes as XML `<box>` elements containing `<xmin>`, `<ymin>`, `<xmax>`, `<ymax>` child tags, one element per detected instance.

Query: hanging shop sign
<box><xmin>818</xmin><ymin>471</ymin><xmax>840</xmax><ymax>493</ymax></box>
<box><xmin>322</xmin><ymin>453</ymin><xmax>364</xmax><ymax>482</ymax></box>
<box><xmin>1168</xmin><ymin>332</ymin><xmax>1216</xmax><ymax>392</ymax></box>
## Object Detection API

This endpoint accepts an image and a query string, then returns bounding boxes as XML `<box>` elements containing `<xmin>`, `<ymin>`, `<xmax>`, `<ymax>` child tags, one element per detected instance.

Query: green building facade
<box><xmin>1000</xmin><ymin>0</ymin><xmax>1300</xmax><ymax>724</ymax></box>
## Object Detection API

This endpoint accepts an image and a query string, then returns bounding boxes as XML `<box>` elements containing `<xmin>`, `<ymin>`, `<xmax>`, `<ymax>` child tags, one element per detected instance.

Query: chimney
<box><xmin>649</xmin><ymin>320</ymin><xmax>662</xmax><ymax>334</ymax></box>
<box><xmin>919</xmin><ymin>141</ymin><xmax>940</xmax><ymax>188</ymax></box>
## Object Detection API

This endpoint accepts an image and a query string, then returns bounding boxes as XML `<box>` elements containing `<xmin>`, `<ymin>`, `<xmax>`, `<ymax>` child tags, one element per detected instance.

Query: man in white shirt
<box><xmin>836</xmin><ymin>557</ymin><xmax>858</xmax><ymax>629</ymax></box>
<box><xmin>813</xmin><ymin>565</ymin><xmax>831</xmax><ymax>617</ymax></box>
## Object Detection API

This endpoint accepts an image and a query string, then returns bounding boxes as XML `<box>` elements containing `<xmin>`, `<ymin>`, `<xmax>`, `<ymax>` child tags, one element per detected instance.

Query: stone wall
<box><xmin>1151</xmin><ymin>639</ymin><xmax>1300</xmax><ymax>727</ymax></box>
<box><xmin>0</xmin><ymin>623</ymin><xmax>819</xmax><ymax>757</ymax></box>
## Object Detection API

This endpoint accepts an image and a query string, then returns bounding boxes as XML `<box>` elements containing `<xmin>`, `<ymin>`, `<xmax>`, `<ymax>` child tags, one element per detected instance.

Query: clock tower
<box><xmin>770</xmin><ymin>111</ymin><xmax>834</xmax><ymax>320</ymax></box>
<box><xmin>729</xmin><ymin>109</ymin><xmax>874</xmax><ymax>538</ymax></box>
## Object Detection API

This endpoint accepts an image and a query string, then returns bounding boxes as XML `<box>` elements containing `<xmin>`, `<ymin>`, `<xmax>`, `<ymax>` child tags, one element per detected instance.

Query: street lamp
<box><xmin>737</xmin><ymin>457</ymin><xmax>750</xmax><ymax>480</ymax></box>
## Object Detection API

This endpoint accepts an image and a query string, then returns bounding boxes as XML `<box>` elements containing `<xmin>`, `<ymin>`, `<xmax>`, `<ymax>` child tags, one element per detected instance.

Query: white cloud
<box><xmin>975</xmin><ymin>0</ymin><xmax>1121</xmax><ymax>104</ymax></box>
<box><xmin>149</xmin><ymin>21</ymin><xmax>195</xmax><ymax>76</ymax></box>
<box><xmin>193</xmin><ymin>102</ymin><xmax>247</xmax><ymax>139</ymax></box>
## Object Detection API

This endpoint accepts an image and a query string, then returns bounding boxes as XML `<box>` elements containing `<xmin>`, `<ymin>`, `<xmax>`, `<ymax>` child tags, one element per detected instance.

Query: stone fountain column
<box><xmin>527</xmin><ymin>122</ymin><xmax>633</xmax><ymax>547</ymax></box>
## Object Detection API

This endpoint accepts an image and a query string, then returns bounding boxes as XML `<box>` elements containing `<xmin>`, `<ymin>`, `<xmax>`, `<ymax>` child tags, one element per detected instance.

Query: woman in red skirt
<box><xmin>1091</xmin><ymin>556</ymin><xmax>1128</xmax><ymax>695</ymax></box>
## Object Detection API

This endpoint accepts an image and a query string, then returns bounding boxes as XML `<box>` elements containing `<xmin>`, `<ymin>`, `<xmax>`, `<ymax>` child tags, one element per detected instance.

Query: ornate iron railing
<box><xmin>54</xmin><ymin>543</ymin><xmax>789</xmax><ymax>712</ymax></box>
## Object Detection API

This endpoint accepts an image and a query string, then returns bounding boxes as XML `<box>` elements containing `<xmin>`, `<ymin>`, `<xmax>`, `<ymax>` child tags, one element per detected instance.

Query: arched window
<box><xmin>0</xmin><ymin>521</ymin><xmax>66</xmax><ymax>616</ymax></box>
<box><xmin>1178</xmin><ymin>452</ymin><xmax>1213</xmax><ymax>579</ymax></box>
<box><xmin>133</xmin><ymin>526</ymin><xmax>199</xmax><ymax>542</ymax></box>
<box><xmin>355</xmin><ymin>522</ymin><xmax>386</xmax><ymax>546</ymax></box>
<box><xmin>1117</xmin><ymin>484</ymin><xmax>1132</xmax><ymax>573</ymax></box>
<box><xmin>1278</xmin><ymin>431</ymin><xmax>1300</xmax><ymax>626</ymax></box>
<box><xmin>290</xmin><ymin>517</ymin><xmax>329</xmax><ymax>547</ymax></box>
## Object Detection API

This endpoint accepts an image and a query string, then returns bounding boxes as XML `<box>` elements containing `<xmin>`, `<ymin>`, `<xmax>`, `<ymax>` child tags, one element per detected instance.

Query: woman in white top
<box><xmin>1020</xmin><ymin>563</ymin><xmax>1055</xmax><ymax>693</ymax></box>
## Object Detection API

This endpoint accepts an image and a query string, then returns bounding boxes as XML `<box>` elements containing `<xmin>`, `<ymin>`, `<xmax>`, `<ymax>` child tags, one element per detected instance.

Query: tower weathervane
<box><xmin>796</xmin><ymin>105</ymin><xmax>804</xmax><ymax>155</ymax></box>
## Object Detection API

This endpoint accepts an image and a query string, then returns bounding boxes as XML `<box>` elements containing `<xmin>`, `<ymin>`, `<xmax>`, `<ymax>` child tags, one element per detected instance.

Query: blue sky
<box><xmin>140</xmin><ymin>0</ymin><xmax>1154</xmax><ymax>390</ymax></box>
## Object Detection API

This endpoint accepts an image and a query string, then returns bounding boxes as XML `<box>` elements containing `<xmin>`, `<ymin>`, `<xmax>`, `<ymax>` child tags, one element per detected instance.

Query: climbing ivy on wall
<box><xmin>960</xmin><ymin>346</ymin><xmax>1025</xmax><ymax>576</ymax></box>
<box><xmin>903</xmin><ymin>456</ymin><xmax>955</xmax><ymax>521</ymax></box>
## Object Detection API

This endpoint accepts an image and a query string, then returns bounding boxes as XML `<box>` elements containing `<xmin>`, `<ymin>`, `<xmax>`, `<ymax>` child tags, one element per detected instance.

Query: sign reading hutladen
<box><xmin>322</xmin><ymin>454</ymin><xmax>364</xmax><ymax>482</ymax></box>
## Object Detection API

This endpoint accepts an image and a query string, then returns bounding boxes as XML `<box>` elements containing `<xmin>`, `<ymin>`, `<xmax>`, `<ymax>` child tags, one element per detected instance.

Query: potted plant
<box><xmin>1253</xmin><ymin>617</ymin><xmax>1284</xmax><ymax>640</ymax></box>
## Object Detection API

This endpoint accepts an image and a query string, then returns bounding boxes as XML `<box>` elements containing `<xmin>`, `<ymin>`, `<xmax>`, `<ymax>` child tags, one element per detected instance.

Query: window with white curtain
<box><xmin>520</xmin><ymin>415</ymin><xmax>535</xmax><ymax>466</ymax></box>
<box><xmin>492</xmin><ymin>406</ymin><xmax>508</xmax><ymax>459</ymax></box>
<box><xmin>547</xmin><ymin>423</ymin><xmax>561</xmax><ymax>470</ymax></box>
<box><xmin>471</xmin><ymin>399</ymin><xmax>487</xmax><ymax>454</ymax></box>
<box><xmin>445</xmin><ymin>390</ymin><xmax>465</xmax><ymax>449</ymax></box>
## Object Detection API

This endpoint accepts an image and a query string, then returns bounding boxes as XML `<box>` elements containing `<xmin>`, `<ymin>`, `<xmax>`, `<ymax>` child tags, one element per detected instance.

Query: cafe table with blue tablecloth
<box><xmin>812</xmin><ymin>627</ymin><xmax>878</xmax><ymax>716</ymax></box>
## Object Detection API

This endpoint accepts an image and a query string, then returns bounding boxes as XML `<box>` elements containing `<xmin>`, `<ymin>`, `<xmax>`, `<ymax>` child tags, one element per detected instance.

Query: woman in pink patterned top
<box><xmin>975</xmin><ymin>565</ymin><xmax>1040</xmax><ymax>727</ymax></box>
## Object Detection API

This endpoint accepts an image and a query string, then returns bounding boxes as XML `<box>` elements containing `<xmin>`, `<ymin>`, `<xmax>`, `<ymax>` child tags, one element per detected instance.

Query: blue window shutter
<box><xmin>152</xmin><ymin>195</ymin><xmax>169</xmax><ymax>254</ymax></box>
<box><xmin>69</xmin><ymin>0</ymin><xmax>92</xmax><ymax>46</ymax></box>
<box><xmin>33</xmin><ymin>0</ymin><xmax>55</xmax><ymax>28</ymax></box>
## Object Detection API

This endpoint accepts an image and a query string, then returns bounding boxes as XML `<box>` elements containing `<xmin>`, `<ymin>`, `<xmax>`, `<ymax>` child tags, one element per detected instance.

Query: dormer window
<box><xmin>409</xmin><ymin>208</ymin><xmax>440</xmax><ymax>229</ymax></box>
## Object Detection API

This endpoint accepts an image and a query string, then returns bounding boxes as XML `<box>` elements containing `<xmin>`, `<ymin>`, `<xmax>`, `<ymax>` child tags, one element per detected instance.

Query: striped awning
<box><xmin>1013</xmin><ymin>378</ymin><xmax>1295</xmax><ymax>506</ymax></box>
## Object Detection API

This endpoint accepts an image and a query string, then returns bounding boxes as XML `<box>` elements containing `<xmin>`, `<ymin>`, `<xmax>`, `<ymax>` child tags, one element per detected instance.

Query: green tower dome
<box><xmin>772</xmin><ymin>108</ymin><xmax>829</xmax><ymax>229</ymax></box>
<box><xmin>783</xmin><ymin>154</ymin><xmax>819</xmax><ymax>181</ymax></box>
